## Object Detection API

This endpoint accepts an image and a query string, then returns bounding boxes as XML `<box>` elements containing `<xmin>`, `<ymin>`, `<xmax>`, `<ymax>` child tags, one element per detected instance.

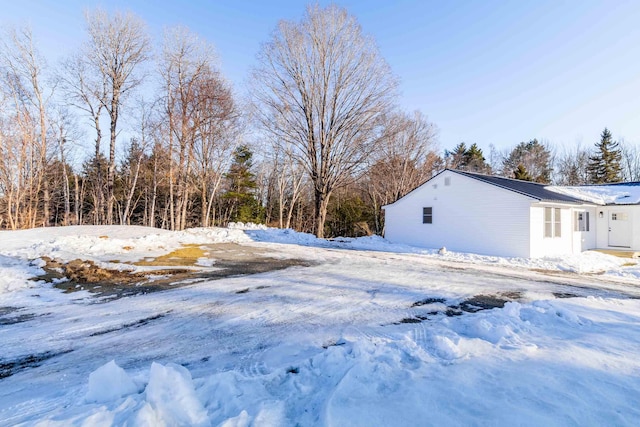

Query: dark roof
<box><xmin>449</xmin><ymin>169</ymin><xmax>590</xmax><ymax>204</ymax></box>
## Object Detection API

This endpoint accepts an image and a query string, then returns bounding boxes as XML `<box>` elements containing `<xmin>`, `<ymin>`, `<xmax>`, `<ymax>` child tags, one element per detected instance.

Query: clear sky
<box><xmin>3</xmin><ymin>0</ymin><xmax>640</xmax><ymax>153</ymax></box>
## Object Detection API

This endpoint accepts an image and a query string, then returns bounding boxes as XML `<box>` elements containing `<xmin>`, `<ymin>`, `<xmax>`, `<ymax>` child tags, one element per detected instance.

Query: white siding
<box><xmin>384</xmin><ymin>170</ymin><xmax>533</xmax><ymax>258</ymax></box>
<box><xmin>630</xmin><ymin>207</ymin><xmax>640</xmax><ymax>250</ymax></box>
<box><xmin>529</xmin><ymin>204</ymin><xmax>591</xmax><ymax>257</ymax></box>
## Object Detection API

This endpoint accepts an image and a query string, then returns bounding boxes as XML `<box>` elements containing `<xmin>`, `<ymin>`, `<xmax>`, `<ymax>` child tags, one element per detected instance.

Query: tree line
<box><xmin>1</xmin><ymin>5</ymin><xmax>638</xmax><ymax>236</ymax></box>
<box><xmin>443</xmin><ymin>127</ymin><xmax>636</xmax><ymax>186</ymax></box>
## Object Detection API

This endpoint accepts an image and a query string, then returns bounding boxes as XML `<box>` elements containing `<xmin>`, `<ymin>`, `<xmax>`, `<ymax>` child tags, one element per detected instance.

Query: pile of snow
<box><xmin>0</xmin><ymin>226</ymin><xmax>255</xmax><ymax>293</ymax></box>
<box><xmin>28</xmin><ymin>297</ymin><xmax>640</xmax><ymax>425</ymax></box>
<box><xmin>1</xmin><ymin>225</ymin><xmax>252</xmax><ymax>265</ymax></box>
<box><xmin>227</xmin><ymin>221</ymin><xmax>268</xmax><ymax>231</ymax></box>
<box><xmin>85</xmin><ymin>360</ymin><xmax>139</xmax><ymax>403</ymax></box>
<box><xmin>0</xmin><ymin>254</ymin><xmax>44</xmax><ymax>293</ymax></box>
<box><xmin>138</xmin><ymin>362</ymin><xmax>209</xmax><ymax>426</ymax></box>
<box><xmin>246</xmin><ymin>226</ymin><xmax>328</xmax><ymax>247</ymax></box>
<box><xmin>80</xmin><ymin>361</ymin><xmax>208</xmax><ymax>426</ymax></box>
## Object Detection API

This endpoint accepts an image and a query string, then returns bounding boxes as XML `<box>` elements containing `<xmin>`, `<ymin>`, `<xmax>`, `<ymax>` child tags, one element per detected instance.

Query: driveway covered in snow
<box><xmin>1</xmin><ymin>226</ymin><xmax>640</xmax><ymax>425</ymax></box>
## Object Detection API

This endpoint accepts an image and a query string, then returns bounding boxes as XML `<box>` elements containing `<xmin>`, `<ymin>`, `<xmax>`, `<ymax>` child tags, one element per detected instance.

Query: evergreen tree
<box><xmin>223</xmin><ymin>145</ymin><xmax>265</xmax><ymax>223</ymax></box>
<box><xmin>445</xmin><ymin>143</ymin><xmax>468</xmax><ymax>169</ymax></box>
<box><xmin>513</xmin><ymin>164</ymin><xmax>533</xmax><ymax>181</ymax></box>
<box><xmin>587</xmin><ymin>128</ymin><xmax>622</xmax><ymax>183</ymax></box>
<box><xmin>465</xmin><ymin>143</ymin><xmax>490</xmax><ymax>173</ymax></box>
<box><xmin>444</xmin><ymin>142</ymin><xmax>491</xmax><ymax>173</ymax></box>
<box><xmin>502</xmin><ymin>139</ymin><xmax>552</xmax><ymax>183</ymax></box>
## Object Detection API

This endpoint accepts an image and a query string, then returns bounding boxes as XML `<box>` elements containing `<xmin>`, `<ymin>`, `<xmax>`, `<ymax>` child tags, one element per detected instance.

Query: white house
<box><xmin>382</xmin><ymin>169</ymin><xmax>640</xmax><ymax>258</ymax></box>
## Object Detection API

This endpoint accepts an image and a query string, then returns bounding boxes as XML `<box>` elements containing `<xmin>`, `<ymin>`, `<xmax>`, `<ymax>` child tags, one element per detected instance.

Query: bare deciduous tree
<box><xmin>251</xmin><ymin>4</ymin><xmax>397</xmax><ymax>237</ymax></box>
<box><xmin>553</xmin><ymin>143</ymin><xmax>590</xmax><ymax>185</ymax></box>
<box><xmin>160</xmin><ymin>26</ymin><xmax>239</xmax><ymax>230</ymax></box>
<box><xmin>161</xmin><ymin>26</ymin><xmax>215</xmax><ymax>230</ymax></box>
<box><xmin>59</xmin><ymin>52</ymin><xmax>108</xmax><ymax>223</ymax></box>
<box><xmin>84</xmin><ymin>8</ymin><xmax>150</xmax><ymax>224</ymax></box>
<box><xmin>192</xmin><ymin>76</ymin><xmax>239</xmax><ymax>227</ymax></box>
<box><xmin>50</xmin><ymin>107</ymin><xmax>80</xmax><ymax>225</ymax></box>
<box><xmin>365</xmin><ymin>110</ymin><xmax>440</xmax><ymax>233</ymax></box>
<box><xmin>262</xmin><ymin>138</ymin><xmax>307</xmax><ymax>229</ymax></box>
<box><xmin>0</xmin><ymin>27</ymin><xmax>54</xmax><ymax>228</ymax></box>
<box><xmin>619</xmin><ymin>139</ymin><xmax>640</xmax><ymax>182</ymax></box>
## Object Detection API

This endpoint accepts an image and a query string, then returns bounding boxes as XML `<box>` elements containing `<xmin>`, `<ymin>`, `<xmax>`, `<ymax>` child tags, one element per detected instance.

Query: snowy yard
<box><xmin>1</xmin><ymin>225</ymin><xmax>640</xmax><ymax>426</ymax></box>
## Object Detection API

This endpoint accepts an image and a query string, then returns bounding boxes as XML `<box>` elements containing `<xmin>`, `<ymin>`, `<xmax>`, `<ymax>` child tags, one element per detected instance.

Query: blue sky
<box><xmin>3</xmin><ymin>0</ymin><xmax>640</xmax><ymax>154</ymax></box>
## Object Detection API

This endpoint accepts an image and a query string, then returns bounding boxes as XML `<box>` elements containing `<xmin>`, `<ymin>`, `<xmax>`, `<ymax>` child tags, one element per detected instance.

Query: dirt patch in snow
<box><xmin>399</xmin><ymin>291</ymin><xmax>524</xmax><ymax>324</ymax></box>
<box><xmin>38</xmin><ymin>243</ymin><xmax>312</xmax><ymax>300</ymax></box>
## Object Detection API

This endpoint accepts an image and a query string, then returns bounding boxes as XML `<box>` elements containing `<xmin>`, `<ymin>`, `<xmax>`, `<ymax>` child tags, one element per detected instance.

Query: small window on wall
<box><xmin>574</xmin><ymin>212</ymin><xmax>590</xmax><ymax>232</ymax></box>
<box><xmin>444</xmin><ymin>177</ymin><xmax>451</xmax><ymax>186</ymax></box>
<box><xmin>544</xmin><ymin>207</ymin><xmax>562</xmax><ymax>238</ymax></box>
<box><xmin>612</xmin><ymin>213</ymin><xmax>629</xmax><ymax>221</ymax></box>
<box><xmin>423</xmin><ymin>207</ymin><xmax>433</xmax><ymax>224</ymax></box>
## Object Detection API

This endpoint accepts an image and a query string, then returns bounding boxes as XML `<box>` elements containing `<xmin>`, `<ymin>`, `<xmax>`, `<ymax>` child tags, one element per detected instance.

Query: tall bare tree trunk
<box><xmin>84</xmin><ymin>8</ymin><xmax>150</xmax><ymax>224</ymax></box>
<box><xmin>74</xmin><ymin>174</ymin><xmax>80</xmax><ymax>225</ymax></box>
<box><xmin>106</xmin><ymin>95</ymin><xmax>119</xmax><ymax>224</ymax></box>
<box><xmin>251</xmin><ymin>4</ymin><xmax>396</xmax><ymax>237</ymax></box>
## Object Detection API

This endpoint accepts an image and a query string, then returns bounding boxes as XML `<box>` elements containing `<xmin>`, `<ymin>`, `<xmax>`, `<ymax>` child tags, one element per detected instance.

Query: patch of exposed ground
<box><xmin>411</xmin><ymin>297</ymin><xmax>447</xmax><ymax>307</ymax></box>
<box><xmin>134</xmin><ymin>245</ymin><xmax>208</xmax><ymax>267</ymax></box>
<box><xmin>37</xmin><ymin>243</ymin><xmax>311</xmax><ymax>300</ymax></box>
<box><xmin>398</xmin><ymin>291</ymin><xmax>523</xmax><ymax>324</ymax></box>
<box><xmin>552</xmin><ymin>292</ymin><xmax>579</xmax><ymax>299</ymax></box>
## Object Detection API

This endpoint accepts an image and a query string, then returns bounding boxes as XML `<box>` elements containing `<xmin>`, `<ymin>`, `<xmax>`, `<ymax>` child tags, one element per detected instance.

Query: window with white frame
<box><xmin>574</xmin><ymin>212</ymin><xmax>590</xmax><ymax>232</ymax></box>
<box><xmin>612</xmin><ymin>212</ymin><xmax>628</xmax><ymax>221</ymax></box>
<box><xmin>544</xmin><ymin>207</ymin><xmax>562</xmax><ymax>238</ymax></box>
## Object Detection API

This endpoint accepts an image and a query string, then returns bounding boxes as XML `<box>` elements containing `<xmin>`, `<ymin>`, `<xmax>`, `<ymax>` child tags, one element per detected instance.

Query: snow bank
<box><xmin>30</xmin><ymin>296</ymin><xmax>634</xmax><ymax>426</ymax></box>
<box><xmin>137</xmin><ymin>362</ymin><xmax>208</xmax><ymax>427</ymax></box>
<box><xmin>0</xmin><ymin>254</ymin><xmax>44</xmax><ymax>294</ymax></box>
<box><xmin>77</xmin><ymin>361</ymin><xmax>209</xmax><ymax>426</ymax></box>
<box><xmin>0</xmin><ymin>225</ymin><xmax>254</xmax><ymax>293</ymax></box>
<box><xmin>245</xmin><ymin>226</ymin><xmax>327</xmax><ymax>246</ymax></box>
<box><xmin>85</xmin><ymin>360</ymin><xmax>138</xmax><ymax>403</ymax></box>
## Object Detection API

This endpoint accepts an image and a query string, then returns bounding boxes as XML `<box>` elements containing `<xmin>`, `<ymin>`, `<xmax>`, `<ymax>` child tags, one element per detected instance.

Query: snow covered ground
<box><xmin>1</xmin><ymin>225</ymin><xmax>640</xmax><ymax>426</ymax></box>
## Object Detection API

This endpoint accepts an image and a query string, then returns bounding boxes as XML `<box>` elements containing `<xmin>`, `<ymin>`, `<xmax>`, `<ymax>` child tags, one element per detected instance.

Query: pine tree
<box><xmin>587</xmin><ymin>128</ymin><xmax>622</xmax><ymax>183</ymax></box>
<box><xmin>444</xmin><ymin>142</ymin><xmax>491</xmax><ymax>173</ymax></box>
<box><xmin>223</xmin><ymin>146</ymin><xmax>265</xmax><ymax>223</ymax></box>
<box><xmin>513</xmin><ymin>164</ymin><xmax>533</xmax><ymax>181</ymax></box>
<box><xmin>444</xmin><ymin>143</ymin><xmax>468</xmax><ymax>169</ymax></box>
<box><xmin>465</xmin><ymin>143</ymin><xmax>490</xmax><ymax>173</ymax></box>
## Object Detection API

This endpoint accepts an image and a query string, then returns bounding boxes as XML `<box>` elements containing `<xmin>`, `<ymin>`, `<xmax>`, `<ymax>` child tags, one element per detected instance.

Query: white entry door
<box><xmin>608</xmin><ymin>212</ymin><xmax>631</xmax><ymax>248</ymax></box>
